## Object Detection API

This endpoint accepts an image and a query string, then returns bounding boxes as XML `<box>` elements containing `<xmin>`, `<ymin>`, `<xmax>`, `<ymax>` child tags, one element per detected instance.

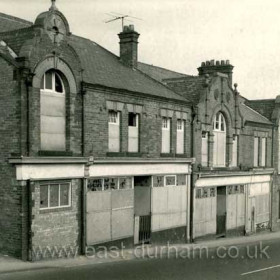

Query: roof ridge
<box><xmin>247</xmin><ymin>98</ymin><xmax>275</xmax><ymax>102</ymax></box>
<box><xmin>136</xmin><ymin>67</ymin><xmax>191</xmax><ymax>103</ymax></box>
<box><xmin>241</xmin><ymin>103</ymin><xmax>271</xmax><ymax>122</ymax></box>
<box><xmin>138</xmin><ymin>61</ymin><xmax>189</xmax><ymax>76</ymax></box>
<box><xmin>0</xmin><ymin>12</ymin><xmax>32</xmax><ymax>26</ymax></box>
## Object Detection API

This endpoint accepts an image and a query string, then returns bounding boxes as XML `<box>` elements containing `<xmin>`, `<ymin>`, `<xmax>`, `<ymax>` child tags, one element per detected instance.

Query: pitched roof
<box><xmin>0</xmin><ymin>12</ymin><xmax>32</xmax><ymax>33</ymax></box>
<box><xmin>137</xmin><ymin>62</ymin><xmax>190</xmax><ymax>83</ymax></box>
<box><xmin>240</xmin><ymin>103</ymin><xmax>272</xmax><ymax>125</ymax></box>
<box><xmin>68</xmin><ymin>35</ymin><xmax>189</xmax><ymax>102</ymax></box>
<box><xmin>163</xmin><ymin>76</ymin><xmax>205</xmax><ymax>104</ymax></box>
<box><xmin>245</xmin><ymin>99</ymin><xmax>275</xmax><ymax>121</ymax></box>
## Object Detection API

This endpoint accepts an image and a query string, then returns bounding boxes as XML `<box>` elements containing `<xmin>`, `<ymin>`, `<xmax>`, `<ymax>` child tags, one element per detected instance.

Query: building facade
<box><xmin>0</xmin><ymin>2</ymin><xmax>193</xmax><ymax>260</ymax></box>
<box><xmin>0</xmin><ymin>1</ymin><xmax>278</xmax><ymax>261</ymax></box>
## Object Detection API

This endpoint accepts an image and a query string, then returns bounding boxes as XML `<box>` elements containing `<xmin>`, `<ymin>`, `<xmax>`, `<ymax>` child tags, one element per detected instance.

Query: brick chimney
<box><xmin>198</xmin><ymin>60</ymin><xmax>234</xmax><ymax>86</ymax></box>
<box><xmin>118</xmin><ymin>25</ymin><xmax>139</xmax><ymax>68</ymax></box>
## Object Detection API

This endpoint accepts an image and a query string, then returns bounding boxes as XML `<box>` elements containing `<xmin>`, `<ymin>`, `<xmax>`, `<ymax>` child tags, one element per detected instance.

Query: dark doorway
<box><xmin>216</xmin><ymin>186</ymin><xmax>227</xmax><ymax>237</ymax></box>
<box><xmin>134</xmin><ymin>176</ymin><xmax>151</xmax><ymax>244</ymax></box>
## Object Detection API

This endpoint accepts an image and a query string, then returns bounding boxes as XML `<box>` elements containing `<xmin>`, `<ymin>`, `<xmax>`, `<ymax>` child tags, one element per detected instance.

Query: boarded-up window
<box><xmin>232</xmin><ymin>135</ymin><xmax>238</xmax><ymax>167</ymax></box>
<box><xmin>213</xmin><ymin>112</ymin><xmax>226</xmax><ymax>167</ymax></box>
<box><xmin>108</xmin><ymin>111</ymin><xmax>120</xmax><ymax>152</ymax></box>
<box><xmin>176</xmin><ymin>119</ymin><xmax>184</xmax><ymax>154</ymax></box>
<box><xmin>261</xmin><ymin>137</ymin><xmax>266</xmax><ymax>167</ymax></box>
<box><xmin>161</xmin><ymin>117</ymin><xmax>171</xmax><ymax>153</ymax></box>
<box><xmin>254</xmin><ymin>137</ymin><xmax>259</xmax><ymax>167</ymax></box>
<box><xmin>128</xmin><ymin>113</ymin><xmax>139</xmax><ymax>152</ymax></box>
<box><xmin>40</xmin><ymin>70</ymin><xmax>66</xmax><ymax>151</ymax></box>
<box><xmin>201</xmin><ymin>131</ymin><xmax>208</xmax><ymax>166</ymax></box>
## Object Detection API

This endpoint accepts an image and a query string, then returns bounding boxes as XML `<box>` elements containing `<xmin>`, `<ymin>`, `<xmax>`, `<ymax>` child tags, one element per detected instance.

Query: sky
<box><xmin>1</xmin><ymin>0</ymin><xmax>280</xmax><ymax>100</ymax></box>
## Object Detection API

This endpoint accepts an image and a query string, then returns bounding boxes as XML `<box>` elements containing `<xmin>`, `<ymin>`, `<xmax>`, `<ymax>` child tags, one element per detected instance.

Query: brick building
<box><xmin>160</xmin><ymin>61</ymin><xmax>274</xmax><ymax>240</ymax></box>
<box><xmin>0</xmin><ymin>2</ymin><xmax>193</xmax><ymax>260</ymax></box>
<box><xmin>0</xmin><ymin>1</ymin><xmax>277</xmax><ymax>261</ymax></box>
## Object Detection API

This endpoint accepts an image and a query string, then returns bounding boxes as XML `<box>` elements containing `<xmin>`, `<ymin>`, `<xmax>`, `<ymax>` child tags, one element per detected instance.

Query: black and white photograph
<box><xmin>0</xmin><ymin>0</ymin><xmax>280</xmax><ymax>279</ymax></box>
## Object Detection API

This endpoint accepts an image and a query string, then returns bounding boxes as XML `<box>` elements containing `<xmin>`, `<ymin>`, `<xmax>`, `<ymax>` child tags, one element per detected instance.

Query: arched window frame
<box><xmin>213</xmin><ymin>112</ymin><xmax>227</xmax><ymax>167</ymax></box>
<box><xmin>40</xmin><ymin>69</ymin><xmax>66</xmax><ymax>151</ymax></box>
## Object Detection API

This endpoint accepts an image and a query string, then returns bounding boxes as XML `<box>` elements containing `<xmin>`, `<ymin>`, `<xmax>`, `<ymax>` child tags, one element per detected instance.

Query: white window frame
<box><xmin>162</xmin><ymin>117</ymin><xmax>170</xmax><ymax>129</ymax></box>
<box><xmin>213</xmin><ymin>112</ymin><xmax>226</xmax><ymax>167</ymax></box>
<box><xmin>108</xmin><ymin>110</ymin><xmax>120</xmax><ymax>125</ymax></box>
<box><xmin>164</xmin><ymin>175</ymin><xmax>177</xmax><ymax>187</ymax></box>
<box><xmin>261</xmin><ymin>137</ymin><xmax>266</xmax><ymax>167</ymax></box>
<box><xmin>40</xmin><ymin>182</ymin><xmax>71</xmax><ymax>210</ymax></box>
<box><xmin>201</xmin><ymin>131</ymin><xmax>208</xmax><ymax>166</ymax></box>
<box><xmin>254</xmin><ymin>137</ymin><xmax>259</xmax><ymax>167</ymax></box>
<box><xmin>41</xmin><ymin>71</ymin><xmax>65</xmax><ymax>95</ymax></box>
<box><xmin>162</xmin><ymin>117</ymin><xmax>171</xmax><ymax>153</ymax></box>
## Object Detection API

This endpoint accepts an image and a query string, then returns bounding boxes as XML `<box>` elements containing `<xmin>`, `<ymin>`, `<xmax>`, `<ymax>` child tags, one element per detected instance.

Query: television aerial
<box><xmin>105</xmin><ymin>12</ymin><xmax>142</xmax><ymax>30</ymax></box>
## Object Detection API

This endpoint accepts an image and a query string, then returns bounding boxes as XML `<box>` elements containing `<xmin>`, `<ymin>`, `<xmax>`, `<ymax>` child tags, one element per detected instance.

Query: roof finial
<box><xmin>49</xmin><ymin>0</ymin><xmax>58</xmax><ymax>11</ymax></box>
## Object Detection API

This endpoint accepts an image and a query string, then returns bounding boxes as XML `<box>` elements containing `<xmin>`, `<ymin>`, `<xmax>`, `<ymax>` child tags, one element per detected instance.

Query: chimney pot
<box><xmin>210</xmin><ymin>59</ymin><xmax>215</xmax><ymax>66</ymax></box>
<box><xmin>201</xmin><ymin>62</ymin><xmax>205</xmax><ymax>66</ymax></box>
<box><xmin>226</xmin><ymin>60</ymin><xmax>230</xmax><ymax>65</ymax></box>
<box><xmin>216</xmin><ymin>61</ymin><xmax>220</xmax><ymax>66</ymax></box>
<box><xmin>206</xmin><ymin>61</ymin><xmax>210</xmax><ymax>66</ymax></box>
<box><xmin>221</xmin><ymin>60</ymin><xmax>225</xmax><ymax>65</ymax></box>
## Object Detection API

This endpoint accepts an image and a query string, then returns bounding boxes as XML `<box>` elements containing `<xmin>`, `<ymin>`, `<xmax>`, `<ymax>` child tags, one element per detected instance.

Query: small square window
<box><xmin>162</xmin><ymin>117</ymin><xmax>169</xmax><ymax>129</ymax></box>
<box><xmin>153</xmin><ymin>176</ymin><xmax>164</xmax><ymax>187</ymax></box>
<box><xmin>203</xmin><ymin>188</ymin><xmax>208</xmax><ymax>198</ymax></box>
<box><xmin>88</xmin><ymin>179</ymin><xmax>103</xmax><ymax>191</ymax></box>
<box><xmin>210</xmin><ymin>188</ymin><xmax>216</xmax><ymax>197</ymax></box>
<box><xmin>109</xmin><ymin>111</ymin><xmax>118</xmax><ymax>124</ymax></box>
<box><xmin>196</xmin><ymin>188</ymin><xmax>202</xmax><ymax>199</ymax></box>
<box><xmin>165</xmin><ymin>176</ymin><xmax>176</xmax><ymax>186</ymax></box>
<box><xmin>176</xmin><ymin>174</ymin><xmax>186</xmax><ymax>186</ymax></box>
<box><xmin>119</xmin><ymin>177</ymin><xmax>132</xmax><ymax>189</ymax></box>
<box><xmin>177</xmin><ymin>120</ymin><xmax>183</xmax><ymax>130</ymax></box>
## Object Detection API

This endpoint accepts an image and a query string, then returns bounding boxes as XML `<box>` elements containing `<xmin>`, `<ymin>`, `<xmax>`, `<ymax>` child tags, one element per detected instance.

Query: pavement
<box><xmin>0</xmin><ymin>230</ymin><xmax>279</xmax><ymax>275</ymax></box>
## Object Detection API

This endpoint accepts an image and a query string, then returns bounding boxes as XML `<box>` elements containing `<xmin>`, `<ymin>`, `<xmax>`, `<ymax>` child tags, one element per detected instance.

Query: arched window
<box><xmin>213</xmin><ymin>112</ymin><xmax>226</xmax><ymax>166</ymax></box>
<box><xmin>40</xmin><ymin>70</ymin><xmax>66</xmax><ymax>151</ymax></box>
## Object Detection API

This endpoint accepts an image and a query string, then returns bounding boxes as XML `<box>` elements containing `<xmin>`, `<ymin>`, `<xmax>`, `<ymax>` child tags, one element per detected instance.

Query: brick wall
<box><xmin>30</xmin><ymin>179</ymin><xmax>82</xmax><ymax>261</ymax></box>
<box><xmin>83</xmin><ymin>87</ymin><xmax>192</xmax><ymax>159</ymax></box>
<box><xmin>0</xmin><ymin>57</ymin><xmax>23</xmax><ymax>257</ymax></box>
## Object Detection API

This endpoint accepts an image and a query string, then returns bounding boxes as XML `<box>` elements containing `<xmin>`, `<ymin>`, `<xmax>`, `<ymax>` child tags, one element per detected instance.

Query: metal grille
<box><xmin>139</xmin><ymin>215</ymin><xmax>151</xmax><ymax>243</ymax></box>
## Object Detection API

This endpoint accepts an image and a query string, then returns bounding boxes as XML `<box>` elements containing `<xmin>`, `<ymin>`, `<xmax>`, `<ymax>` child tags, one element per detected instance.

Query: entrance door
<box><xmin>134</xmin><ymin>176</ymin><xmax>151</xmax><ymax>244</ymax></box>
<box><xmin>216</xmin><ymin>186</ymin><xmax>227</xmax><ymax>236</ymax></box>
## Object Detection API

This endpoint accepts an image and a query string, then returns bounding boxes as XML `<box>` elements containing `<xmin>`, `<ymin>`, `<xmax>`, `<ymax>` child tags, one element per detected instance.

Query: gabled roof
<box><xmin>0</xmin><ymin>12</ymin><xmax>32</xmax><ymax>33</ymax></box>
<box><xmin>68</xmin><ymin>35</ymin><xmax>189</xmax><ymax>102</ymax></box>
<box><xmin>137</xmin><ymin>62</ymin><xmax>190</xmax><ymax>83</ymax></box>
<box><xmin>245</xmin><ymin>99</ymin><xmax>275</xmax><ymax>121</ymax></box>
<box><xmin>163</xmin><ymin>76</ymin><xmax>205</xmax><ymax>104</ymax></box>
<box><xmin>240</xmin><ymin>103</ymin><xmax>272</xmax><ymax>125</ymax></box>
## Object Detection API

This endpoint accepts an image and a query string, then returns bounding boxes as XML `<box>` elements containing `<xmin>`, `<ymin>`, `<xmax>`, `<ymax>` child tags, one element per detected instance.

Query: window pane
<box><xmin>45</xmin><ymin>71</ymin><xmax>52</xmax><ymax>90</ymax></box>
<box><xmin>109</xmin><ymin>111</ymin><xmax>118</xmax><ymax>124</ymax></box>
<box><xmin>106</xmin><ymin>178</ymin><xmax>118</xmax><ymax>190</ymax></box>
<box><xmin>196</xmin><ymin>189</ymin><xmax>202</xmax><ymax>198</ymax></box>
<box><xmin>40</xmin><ymin>75</ymin><xmax>44</xmax><ymax>89</ymax></box>
<box><xmin>119</xmin><ymin>177</ymin><xmax>132</xmax><ymax>189</ymax></box>
<box><xmin>165</xmin><ymin>176</ymin><xmax>176</xmax><ymax>186</ymax></box>
<box><xmin>49</xmin><ymin>184</ymin><xmax>59</xmax><ymax>207</ymax></box>
<box><xmin>177</xmin><ymin>120</ymin><xmax>182</xmax><ymax>130</ymax></box>
<box><xmin>88</xmin><ymin>179</ymin><xmax>103</xmax><ymax>191</ymax></box>
<box><xmin>153</xmin><ymin>176</ymin><xmax>164</xmax><ymax>187</ymax></box>
<box><xmin>177</xmin><ymin>174</ymin><xmax>186</xmax><ymax>185</ymax></box>
<box><xmin>128</xmin><ymin>113</ymin><xmax>137</xmax><ymax>127</ymax></box>
<box><xmin>55</xmin><ymin>73</ymin><xmax>63</xmax><ymax>93</ymax></box>
<box><xmin>40</xmin><ymin>185</ymin><xmax>49</xmax><ymax>208</ymax></box>
<box><xmin>210</xmin><ymin>188</ymin><xmax>216</xmax><ymax>197</ymax></box>
<box><xmin>60</xmin><ymin>184</ymin><xmax>70</xmax><ymax>206</ymax></box>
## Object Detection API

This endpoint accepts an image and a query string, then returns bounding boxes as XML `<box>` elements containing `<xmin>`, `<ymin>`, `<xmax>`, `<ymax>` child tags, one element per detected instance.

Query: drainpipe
<box><xmin>189</xmin><ymin>106</ymin><xmax>196</xmax><ymax>242</ymax></box>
